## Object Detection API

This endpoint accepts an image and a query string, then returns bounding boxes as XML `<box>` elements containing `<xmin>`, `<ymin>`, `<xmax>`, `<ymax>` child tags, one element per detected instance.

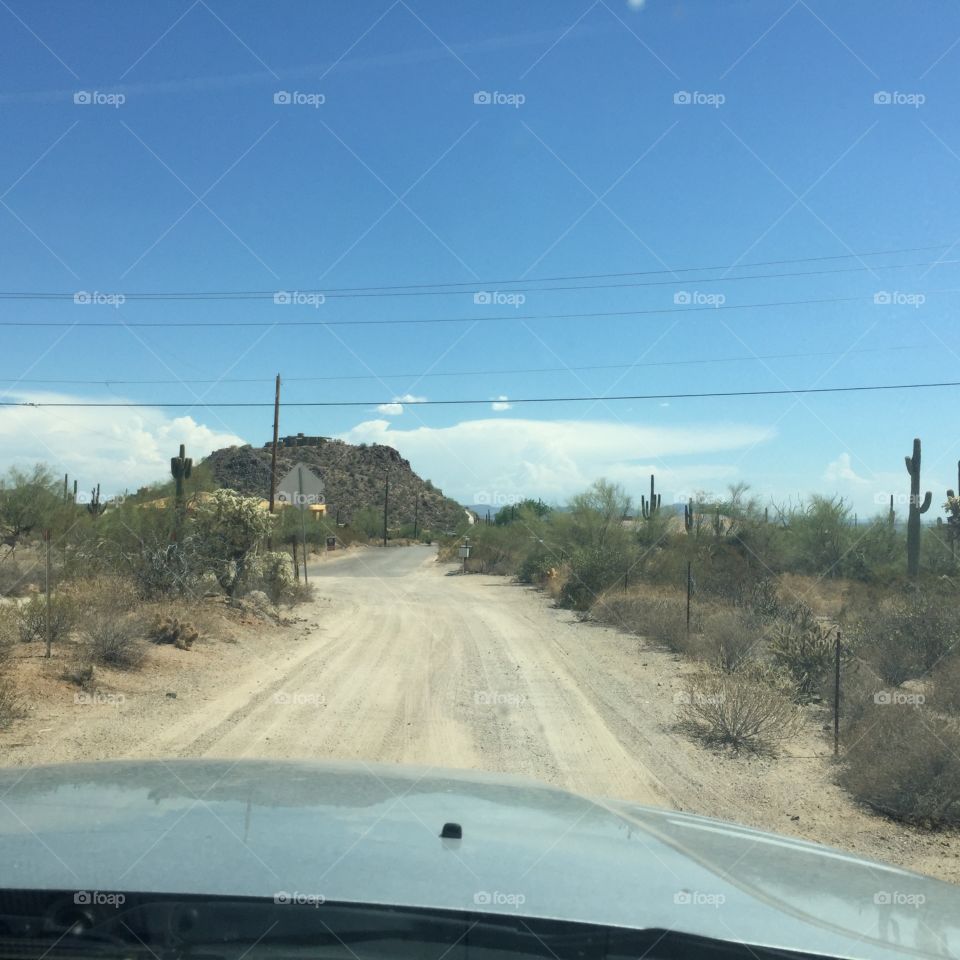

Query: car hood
<box><xmin>0</xmin><ymin>759</ymin><xmax>956</xmax><ymax>959</ymax></box>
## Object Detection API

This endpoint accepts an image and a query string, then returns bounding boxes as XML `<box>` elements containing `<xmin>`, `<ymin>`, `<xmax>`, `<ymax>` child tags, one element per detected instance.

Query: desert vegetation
<box><xmin>443</xmin><ymin>443</ymin><xmax>960</xmax><ymax>828</ymax></box>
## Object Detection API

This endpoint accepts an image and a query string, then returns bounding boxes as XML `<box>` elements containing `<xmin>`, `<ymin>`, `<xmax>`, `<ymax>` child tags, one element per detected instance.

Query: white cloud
<box><xmin>0</xmin><ymin>392</ymin><xmax>245</xmax><ymax>495</ymax></box>
<box><xmin>376</xmin><ymin>394</ymin><xmax>426</xmax><ymax>416</ymax></box>
<box><xmin>823</xmin><ymin>452</ymin><xmax>869</xmax><ymax>486</ymax></box>
<box><xmin>340</xmin><ymin>416</ymin><xmax>775</xmax><ymax>504</ymax></box>
<box><xmin>491</xmin><ymin>395</ymin><xmax>512</xmax><ymax>411</ymax></box>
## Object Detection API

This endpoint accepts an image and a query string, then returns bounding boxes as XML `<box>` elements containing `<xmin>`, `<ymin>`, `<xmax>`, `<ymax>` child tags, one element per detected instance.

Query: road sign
<box><xmin>276</xmin><ymin>463</ymin><xmax>325</xmax><ymax>509</ymax></box>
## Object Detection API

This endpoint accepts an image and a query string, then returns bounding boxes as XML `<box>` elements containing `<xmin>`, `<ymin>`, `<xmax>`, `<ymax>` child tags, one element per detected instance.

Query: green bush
<box><xmin>768</xmin><ymin>601</ymin><xmax>836</xmax><ymax>702</ymax></box>
<box><xmin>560</xmin><ymin>547</ymin><xmax>632</xmax><ymax>611</ymax></box>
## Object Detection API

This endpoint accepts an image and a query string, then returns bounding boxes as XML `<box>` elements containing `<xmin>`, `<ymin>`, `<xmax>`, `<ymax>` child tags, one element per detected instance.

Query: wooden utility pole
<box><xmin>268</xmin><ymin>374</ymin><xmax>281</xmax><ymax>513</ymax></box>
<box><xmin>382</xmin><ymin>471</ymin><xmax>389</xmax><ymax>547</ymax></box>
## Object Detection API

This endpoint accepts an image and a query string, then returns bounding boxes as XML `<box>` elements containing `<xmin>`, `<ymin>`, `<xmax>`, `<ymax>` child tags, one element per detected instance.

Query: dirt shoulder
<box><xmin>1</xmin><ymin>550</ymin><xmax>957</xmax><ymax>884</ymax></box>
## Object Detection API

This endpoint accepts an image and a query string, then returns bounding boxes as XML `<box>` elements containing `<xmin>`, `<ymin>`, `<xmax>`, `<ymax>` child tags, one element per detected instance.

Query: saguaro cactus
<box><xmin>640</xmin><ymin>474</ymin><xmax>660</xmax><ymax>519</ymax></box>
<box><xmin>905</xmin><ymin>438</ymin><xmax>932</xmax><ymax>577</ymax></box>
<box><xmin>171</xmin><ymin>444</ymin><xmax>192</xmax><ymax>502</ymax></box>
<box><xmin>684</xmin><ymin>497</ymin><xmax>693</xmax><ymax>534</ymax></box>
<box><xmin>87</xmin><ymin>484</ymin><xmax>105</xmax><ymax>517</ymax></box>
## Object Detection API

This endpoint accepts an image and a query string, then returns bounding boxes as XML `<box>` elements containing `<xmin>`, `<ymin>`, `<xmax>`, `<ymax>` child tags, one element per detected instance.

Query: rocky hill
<box><xmin>202</xmin><ymin>437</ymin><xmax>465</xmax><ymax>532</ymax></box>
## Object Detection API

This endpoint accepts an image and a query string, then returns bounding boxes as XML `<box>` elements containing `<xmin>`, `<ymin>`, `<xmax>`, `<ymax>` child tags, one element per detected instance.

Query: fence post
<box><xmin>834</xmin><ymin>629</ymin><xmax>842</xmax><ymax>757</ymax></box>
<box><xmin>44</xmin><ymin>530</ymin><xmax>52</xmax><ymax>659</ymax></box>
<box><xmin>686</xmin><ymin>561</ymin><xmax>692</xmax><ymax>636</ymax></box>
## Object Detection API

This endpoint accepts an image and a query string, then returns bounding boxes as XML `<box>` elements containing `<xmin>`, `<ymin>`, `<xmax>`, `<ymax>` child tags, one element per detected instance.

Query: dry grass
<box><xmin>776</xmin><ymin>573</ymin><xmax>850</xmax><ymax>619</ymax></box>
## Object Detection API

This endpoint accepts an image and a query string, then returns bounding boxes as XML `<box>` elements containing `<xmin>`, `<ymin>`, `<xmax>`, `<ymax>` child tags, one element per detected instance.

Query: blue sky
<box><xmin>1</xmin><ymin>0</ymin><xmax>959</xmax><ymax>515</ymax></box>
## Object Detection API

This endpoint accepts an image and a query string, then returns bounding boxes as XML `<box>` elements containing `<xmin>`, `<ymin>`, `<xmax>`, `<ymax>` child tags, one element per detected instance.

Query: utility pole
<box><xmin>383</xmin><ymin>471</ymin><xmax>389</xmax><ymax>547</ymax></box>
<box><xmin>268</xmin><ymin>374</ymin><xmax>281</xmax><ymax>513</ymax></box>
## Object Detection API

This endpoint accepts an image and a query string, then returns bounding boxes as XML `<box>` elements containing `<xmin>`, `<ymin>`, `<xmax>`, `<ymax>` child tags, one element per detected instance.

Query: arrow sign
<box><xmin>276</xmin><ymin>462</ymin><xmax>325</xmax><ymax>509</ymax></box>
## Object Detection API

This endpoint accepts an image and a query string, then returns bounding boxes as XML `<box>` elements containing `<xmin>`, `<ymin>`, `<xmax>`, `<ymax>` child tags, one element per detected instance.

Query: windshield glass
<box><xmin>1</xmin><ymin>3</ymin><xmax>959</xmax><ymax>959</ymax></box>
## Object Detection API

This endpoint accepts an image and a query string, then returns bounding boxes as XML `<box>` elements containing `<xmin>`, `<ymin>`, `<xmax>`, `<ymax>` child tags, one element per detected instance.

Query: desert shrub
<box><xmin>17</xmin><ymin>594</ymin><xmax>74</xmax><ymax>644</ymax></box>
<box><xmin>249</xmin><ymin>551</ymin><xmax>295</xmax><ymax>604</ymax></box>
<box><xmin>148</xmin><ymin>615</ymin><xmax>199</xmax><ymax>650</ymax></box>
<box><xmin>592</xmin><ymin>590</ymin><xmax>695</xmax><ymax>653</ymax></box>
<box><xmin>0</xmin><ymin>678</ymin><xmax>24</xmax><ymax>728</ymax></box>
<box><xmin>698</xmin><ymin>607</ymin><xmax>764</xmax><ymax>672</ymax></box>
<box><xmin>61</xmin><ymin>658</ymin><xmax>95</xmax><ymax>689</ymax></box>
<box><xmin>840</xmin><ymin>705</ymin><xmax>960</xmax><ymax>826</ymax></box>
<box><xmin>132</xmin><ymin>542</ymin><xmax>198</xmax><ymax>599</ymax></box>
<box><xmin>517</xmin><ymin>550</ymin><xmax>555</xmax><ymax>585</ymax></box>
<box><xmin>85</xmin><ymin>621</ymin><xmax>146</xmax><ymax>670</ymax></box>
<box><xmin>818</xmin><ymin>657</ymin><xmax>881</xmax><ymax>727</ymax></box>
<box><xmin>852</xmin><ymin>592</ymin><xmax>960</xmax><ymax>686</ymax></box>
<box><xmin>768</xmin><ymin>601</ymin><xmax>836</xmax><ymax>702</ymax></box>
<box><xmin>930</xmin><ymin>655</ymin><xmax>960</xmax><ymax>715</ymax></box>
<box><xmin>0</xmin><ymin>560</ymin><xmax>45</xmax><ymax>597</ymax></box>
<box><xmin>561</xmin><ymin>547</ymin><xmax>634</xmax><ymax>611</ymax></box>
<box><xmin>677</xmin><ymin>670</ymin><xmax>803</xmax><ymax>752</ymax></box>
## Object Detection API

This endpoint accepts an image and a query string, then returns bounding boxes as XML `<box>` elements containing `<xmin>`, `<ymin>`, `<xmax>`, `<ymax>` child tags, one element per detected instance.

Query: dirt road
<box><xmin>3</xmin><ymin>545</ymin><xmax>959</xmax><ymax>881</ymax></box>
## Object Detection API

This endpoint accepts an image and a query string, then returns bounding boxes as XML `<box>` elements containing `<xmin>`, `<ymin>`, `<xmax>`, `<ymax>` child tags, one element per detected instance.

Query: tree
<box><xmin>494</xmin><ymin>499</ymin><xmax>552</xmax><ymax>525</ymax></box>
<box><xmin>0</xmin><ymin>465</ymin><xmax>69</xmax><ymax>551</ymax></box>
<box><xmin>194</xmin><ymin>489</ymin><xmax>275</xmax><ymax>600</ymax></box>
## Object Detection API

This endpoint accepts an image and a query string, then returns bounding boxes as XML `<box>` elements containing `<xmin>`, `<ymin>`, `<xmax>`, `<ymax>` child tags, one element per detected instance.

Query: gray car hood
<box><xmin>0</xmin><ymin>759</ymin><xmax>956</xmax><ymax>959</ymax></box>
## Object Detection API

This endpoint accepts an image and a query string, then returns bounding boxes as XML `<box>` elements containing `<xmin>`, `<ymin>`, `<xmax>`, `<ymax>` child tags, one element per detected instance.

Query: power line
<box><xmin>2</xmin><ymin>256</ymin><xmax>959</xmax><ymax>302</ymax></box>
<box><xmin>0</xmin><ymin>344</ymin><xmax>936</xmax><ymax>387</ymax></box>
<box><xmin>4</xmin><ymin>380</ymin><xmax>959</xmax><ymax>408</ymax></box>
<box><xmin>0</xmin><ymin>242</ymin><xmax>952</xmax><ymax>301</ymax></box>
<box><xmin>4</xmin><ymin>291</ymin><xmax>958</xmax><ymax>327</ymax></box>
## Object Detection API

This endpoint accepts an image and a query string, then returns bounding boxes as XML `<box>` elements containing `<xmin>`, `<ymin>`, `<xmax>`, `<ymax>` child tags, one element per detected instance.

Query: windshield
<box><xmin>1</xmin><ymin>3</ymin><xmax>959</xmax><ymax>959</ymax></box>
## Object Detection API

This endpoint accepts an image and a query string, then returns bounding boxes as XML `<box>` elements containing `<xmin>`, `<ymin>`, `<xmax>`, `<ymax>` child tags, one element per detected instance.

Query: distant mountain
<box><xmin>202</xmin><ymin>436</ymin><xmax>466</xmax><ymax>532</ymax></box>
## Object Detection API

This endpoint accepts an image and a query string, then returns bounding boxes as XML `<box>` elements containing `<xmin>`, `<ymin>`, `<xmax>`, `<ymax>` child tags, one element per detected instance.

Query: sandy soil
<box><xmin>2</xmin><ymin>544</ymin><xmax>958</xmax><ymax>883</ymax></box>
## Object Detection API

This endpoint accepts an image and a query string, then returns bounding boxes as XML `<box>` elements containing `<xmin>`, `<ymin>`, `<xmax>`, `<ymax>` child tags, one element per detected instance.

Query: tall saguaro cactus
<box><xmin>171</xmin><ymin>444</ymin><xmax>192</xmax><ymax>543</ymax></box>
<box><xmin>171</xmin><ymin>444</ymin><xmax>192</xmax><ymax>502</ymax></box>
<box><xmin>684</xmin><ymin>497</ymin><xmax>693</xmax><ymax>534</ymax></box>
<box><xmin>640</xmin><ymin>474</ymin><xmax>660</xmax><ymax>520</ymax></box>
<box><xmin>905</xmin><ymin>437</ymin><xmax>932</xmax><ymax>577</ymax></box>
